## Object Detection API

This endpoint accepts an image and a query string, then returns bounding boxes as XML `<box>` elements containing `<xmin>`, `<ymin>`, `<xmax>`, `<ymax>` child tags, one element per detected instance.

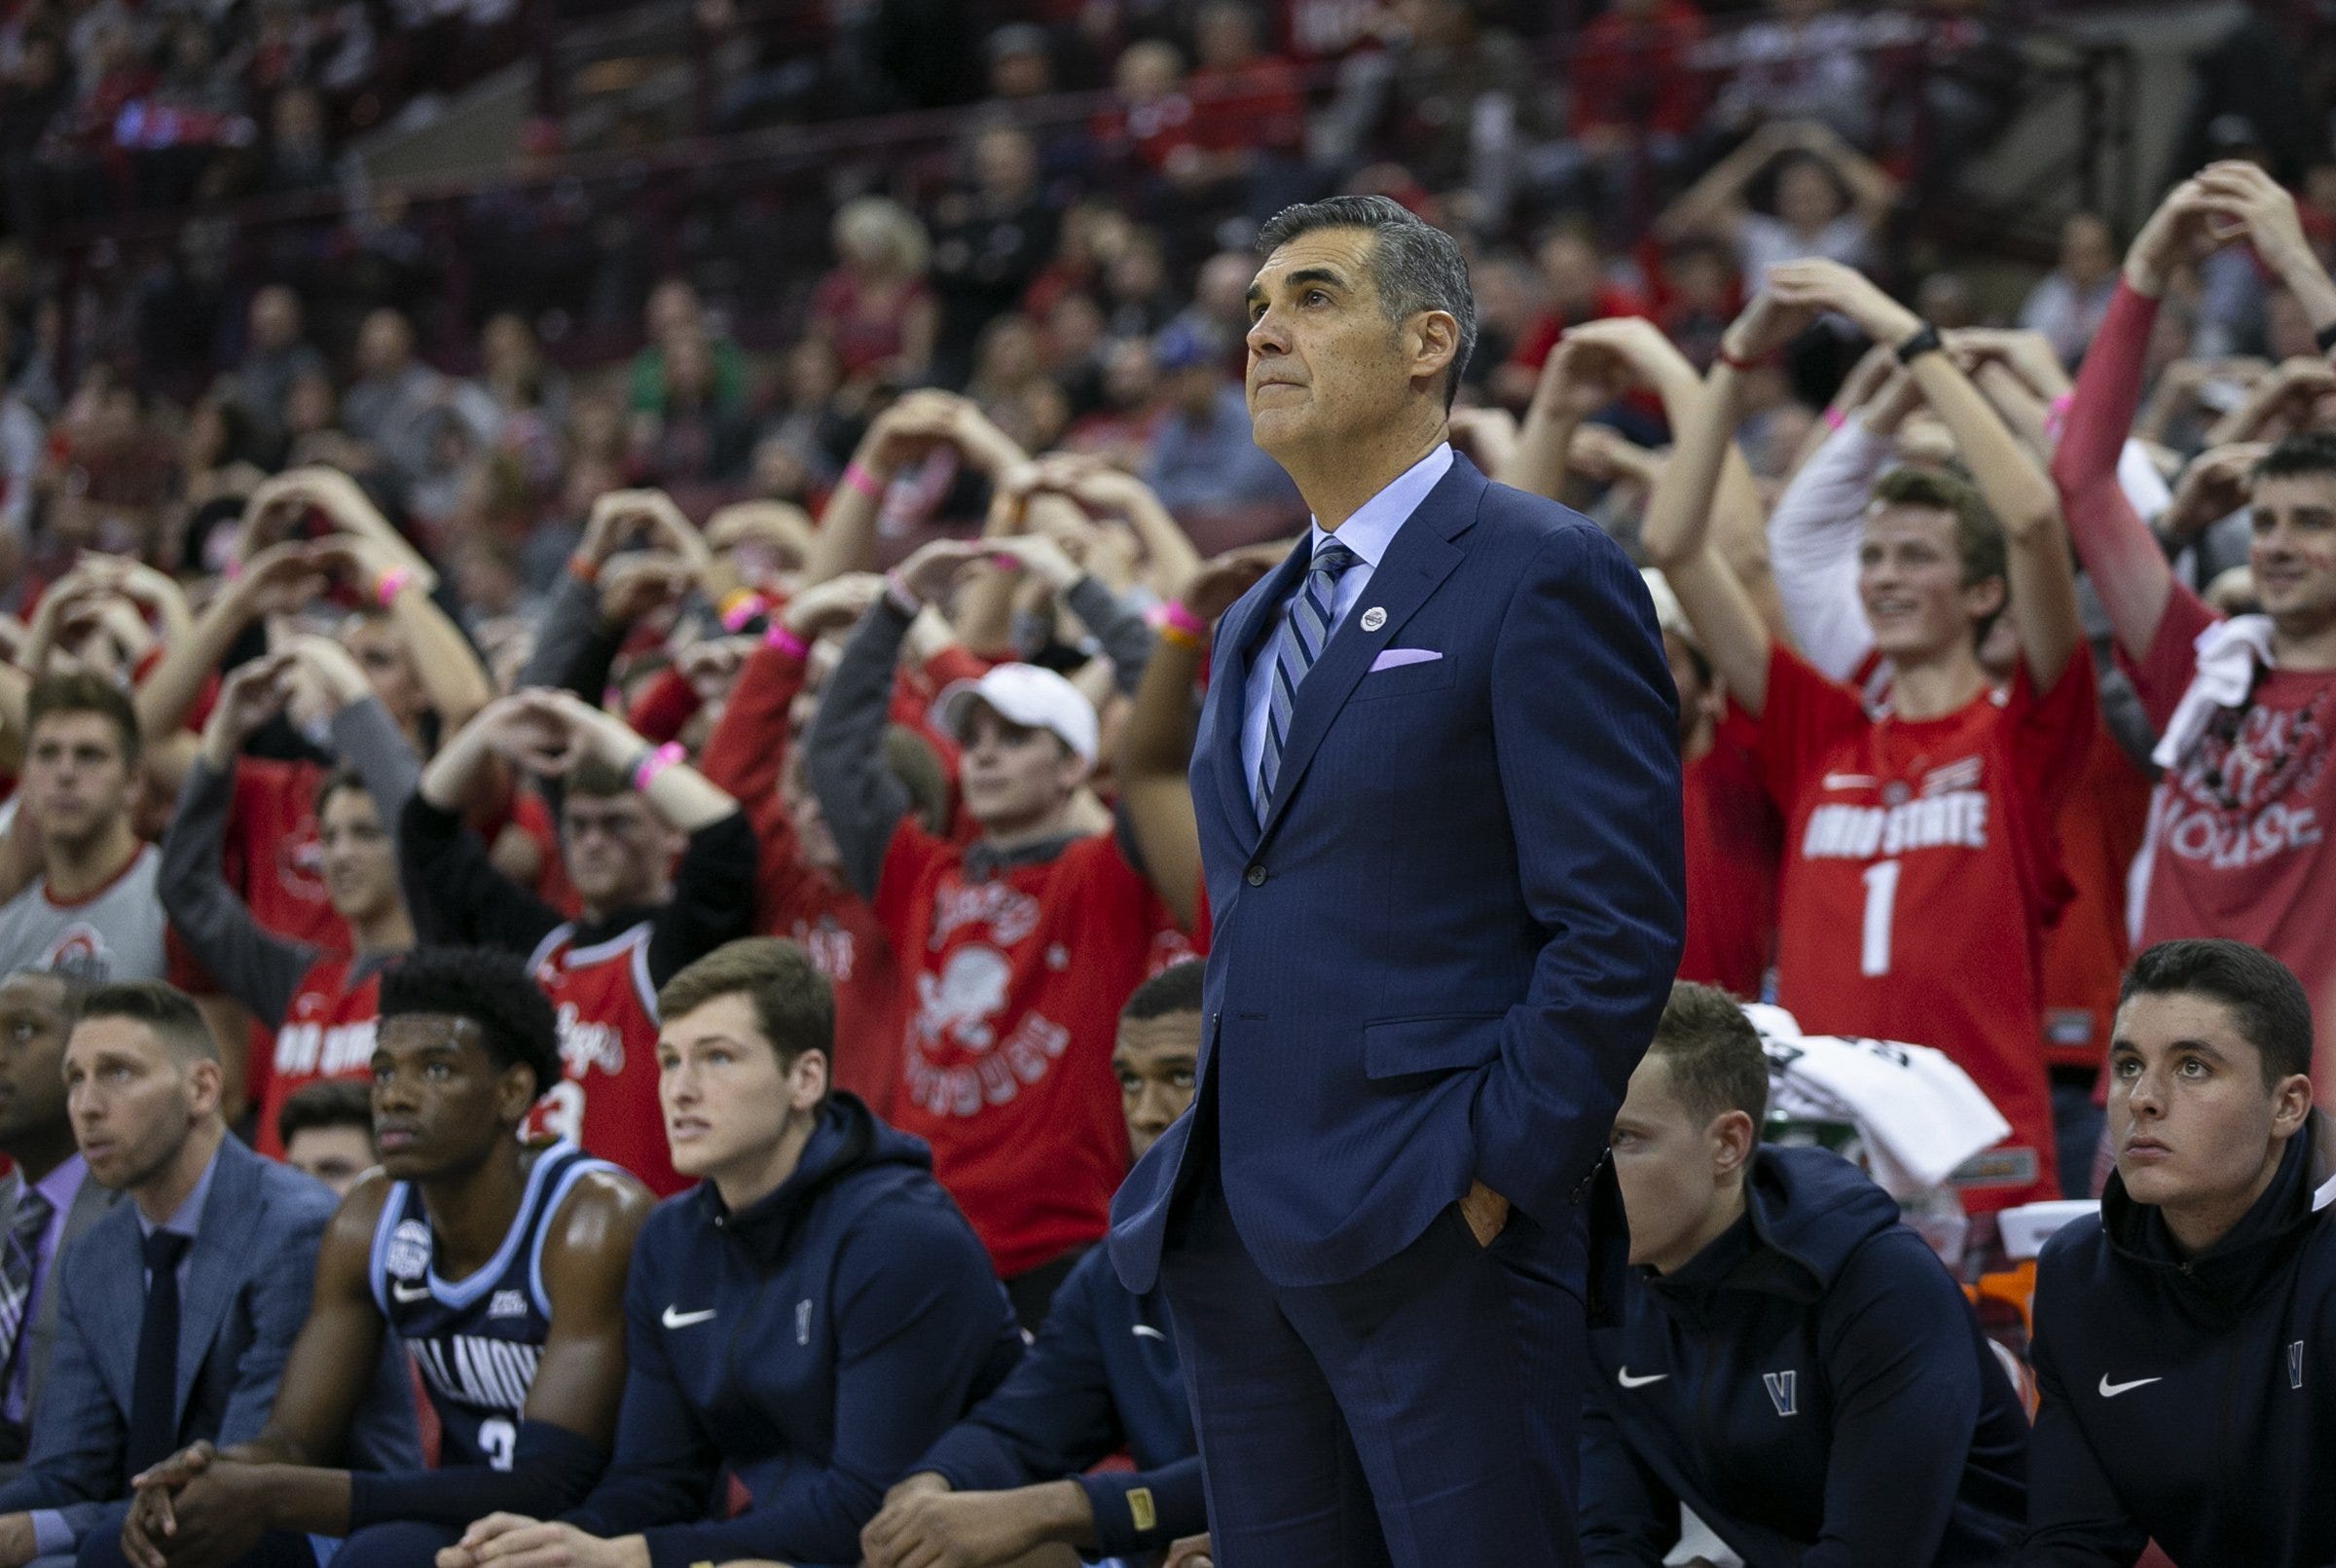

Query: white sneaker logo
<box><xmin>662</xmin><ymin>1305</ymin><xmax>717</xmax><ymax>1330</ymax></box>
<box><xmin>389</xmin><ymin>1281</ymin><xmax>432</xmax><ymax>1304</ymax></box>
<box><xmin>1617</xmin><ymin>1367</ymin><xmax>1668</xmax><ymax>1389</ymax></box>
<box><xmin>2098</xmin><ymin>1374</ymin><xmax>2162</xmax><ymax>1398</ymax></box>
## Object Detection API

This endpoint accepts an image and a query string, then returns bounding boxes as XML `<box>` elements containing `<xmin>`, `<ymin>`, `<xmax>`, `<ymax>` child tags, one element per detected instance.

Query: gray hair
<box><xmin>1256</xmin><ymin>196</ymin><xmax>1478</xmax><ymax>409</ymax></box>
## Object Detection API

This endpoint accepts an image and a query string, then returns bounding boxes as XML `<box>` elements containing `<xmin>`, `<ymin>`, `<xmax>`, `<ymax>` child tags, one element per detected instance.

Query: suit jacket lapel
<box><xmin>1202</xmin><ymin>538</ymin><xmax>1310</xmax><ymax>853</ymax></box>
<box><xmin>173</xmin><ymin>1143</ymin><xmax>253</xmax><ymax>1419</ymax></box>
<box><xmin>1255</xmin><ymin>456</ymin><xmax>1484</xmax><ymax>845</ymax></box>
<box><xmin>29</xmin><ymin>1172</ymin><xmax>111</xmax><ymax>1417</ymax></box>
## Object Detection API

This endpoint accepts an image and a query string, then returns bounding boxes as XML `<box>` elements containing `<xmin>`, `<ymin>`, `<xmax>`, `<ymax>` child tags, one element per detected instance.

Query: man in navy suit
<box><xmin>0</xmin><ymin>980</ymin><xmax>417</xmax><ymax>1568</ymax></box>
<box><xmin>1107</xmin><ymin>195</ymin><xmax>1685</xmax><ymax>1567</ymax></box>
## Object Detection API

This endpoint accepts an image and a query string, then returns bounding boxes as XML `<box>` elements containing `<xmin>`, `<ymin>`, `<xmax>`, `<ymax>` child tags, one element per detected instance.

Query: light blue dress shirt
<box><xmin>1240</xmin><ymin>443</ymin><xmax>1455</xmax><ymax>809</ymax></box>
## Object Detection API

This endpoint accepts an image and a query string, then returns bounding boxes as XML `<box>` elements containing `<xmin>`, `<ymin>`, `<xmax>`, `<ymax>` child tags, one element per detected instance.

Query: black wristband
<box><xmin>1894</xmin><ymin>321</ymin><xmax>1943</xmax><ymax>364</ymax></box>
<box><xmin>2316</xmin><ymin>317</ymin><xmax>2336</xmax><ymax>355</ymax></box>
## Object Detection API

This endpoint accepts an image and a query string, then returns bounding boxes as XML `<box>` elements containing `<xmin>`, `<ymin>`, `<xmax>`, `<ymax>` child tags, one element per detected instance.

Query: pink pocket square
<box><xmin>1369</xmin><ymin>647</ymin><xmax>1443</xmax><ymax>672</ymax></box>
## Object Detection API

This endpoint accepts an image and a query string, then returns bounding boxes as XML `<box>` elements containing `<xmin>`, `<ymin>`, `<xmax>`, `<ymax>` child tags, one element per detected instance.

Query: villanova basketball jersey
<box><xmin>366</xmin><ymin>1141</ymin><xmax>617</xmax><ymax>1469</ymax></box>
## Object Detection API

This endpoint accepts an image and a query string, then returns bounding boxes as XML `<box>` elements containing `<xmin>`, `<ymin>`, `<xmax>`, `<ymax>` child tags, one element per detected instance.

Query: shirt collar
<box><xmin>138</xmin><ymin>1144</ymin><xmax>222</xmax><ymax>1241</ymax></box>
<box><xmin>32</xmin><ymin>1152</ymin><xmax>86</xmax><ymax>1214</ymax></box>
<box><xmin>1308</xmin><ymin>442</ymin><xmax>1453</xmax><ymax>569</ymax></box>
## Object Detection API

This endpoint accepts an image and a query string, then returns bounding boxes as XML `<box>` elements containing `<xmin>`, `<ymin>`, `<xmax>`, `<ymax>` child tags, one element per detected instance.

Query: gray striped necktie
<box><xmin>0</xmin><ymin>1188</ymin><xmax>52</xmax><ymax>1379</ymax></box>
<box><xmin>1256</xmin><ymin>535</ymin><xmax>1359</xmax><ymax>820</ymax></box>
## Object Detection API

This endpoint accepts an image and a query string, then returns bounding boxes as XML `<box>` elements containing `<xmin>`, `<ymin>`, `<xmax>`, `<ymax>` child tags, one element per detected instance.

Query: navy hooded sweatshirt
<box><xmin>561</xmin><ymin>1093</ymin><xmax>1024</xmax><ymax>1568</ymax></box>
<box><xmin>1580</xmin><ymin>1145</ymin><xmax>2027</xmax><ymax>1567</ymax></box>
<box><xmin>912</xmin><ymin>1246</ymin><xmax>1202</xmax><ymax>1555</ymax></box>
<box><xmin>2023</xmin><ymin>1116</ymin><xmax>2336</xmax><ymax>1565</ymax></box>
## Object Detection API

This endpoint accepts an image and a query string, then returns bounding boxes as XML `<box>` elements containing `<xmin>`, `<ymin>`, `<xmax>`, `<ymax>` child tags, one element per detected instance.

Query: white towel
<box><xmin>2152</xmin><ymin>613</ymin><xmax>2276</xmax><ymax>770</ymax></box>
<box><xmin>1745</xmin><ymin>1007</ymin><xmax>2011</xmax><ymax>1196</ymax></box>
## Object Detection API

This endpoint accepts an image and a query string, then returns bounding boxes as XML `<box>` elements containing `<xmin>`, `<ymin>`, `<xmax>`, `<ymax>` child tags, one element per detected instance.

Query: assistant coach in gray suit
<box><xmin>0</xmin><ymin>981</ymin><xmax>417</xmax><ymax>1568</ymax></box>
<box><xmin>0</xmin><ymin>968</ymin><xmax>119</xmax><ymax>1479</ymax></box>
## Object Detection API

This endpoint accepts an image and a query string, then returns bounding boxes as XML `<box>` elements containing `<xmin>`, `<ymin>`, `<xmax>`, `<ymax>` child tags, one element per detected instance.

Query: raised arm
<box><xmin>1118</xmin><ymin>548</ymin><xmax>1279</xmax><ymax>929</ymax></box>
<box><xmin>133</xmin><ymin>539</ymin><xmax>323</xmax><ymax>748</ymax></box>
<box><xmin>310</xmin><ymin>530</ymin><xmax>493</xmax><ymax>735</ymax></box>
<box><xmin>1636</xmin><ymin>296</ymin><xmax>1812</xmax><ymax>717</ymax></box>
<box><xmin>158</xmin><ymin>658</ymin><xmax>318</xmax><ymax>1031</ymax></box>
<box><xmin>1770</xmin><ymin>259</ymin><xmax>2083</xmax><ymax>689</ymax></box>
<box><xmin>1655</xmin><ymin>121</ymin><xmax>1788</xmax><ymax>242</ymax></box>
<box><xmin>1764</xmin><ymin>366</ymin><xmax>1916</xmax><ymax>680</ymax></box>
<box><xmin>1560</xmin><ymin>315</ymin><xmax>1784</xmax><ymax>629</ymax></box>
<box><xmin>806</xmin><ymin>542</ymin><xmax>985</xmax><ymax>899</ymax></box>
<box><xmin>2046</xmin><ymin>178</ymin><xmax>2232</xmax><ymax>664</ymax></box>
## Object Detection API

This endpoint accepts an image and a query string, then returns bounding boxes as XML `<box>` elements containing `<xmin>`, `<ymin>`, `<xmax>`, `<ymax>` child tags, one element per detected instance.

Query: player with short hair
<box><xmin>119</xmin><ymin>946</ymin><xmax>649</xmax><ymax>1568</ymax></box>
<box><xmin>861</xmin><ymin>959</ymin><xmax>1209</xmax><ymax>1567</ymax></box>
<box><xmin>2023</xmin><ymin>940</ymin><xmax>2336</xmax><ymax>1563</ymax></box>
<box><xmin>1581</xmin><ymin>980</ymin><xmax>2027</xmax><ymax>1565</ymax></box>
<box><xmin>440</xmin><ymin>936</ymin><xmax>1023</xmax><ymax>1568</ymax></box>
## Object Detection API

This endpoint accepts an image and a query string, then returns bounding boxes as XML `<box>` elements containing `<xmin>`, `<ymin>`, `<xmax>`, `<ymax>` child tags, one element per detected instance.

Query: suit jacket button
<box><xmin>1244</xmin><ymin>865</ymin><xmax>1266</xmax><ymax>887</ymax></box>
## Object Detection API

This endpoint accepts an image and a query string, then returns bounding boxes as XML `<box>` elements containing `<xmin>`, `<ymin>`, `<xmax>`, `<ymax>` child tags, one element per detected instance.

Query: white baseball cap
<box><xmin>932</xmin><ymin>663</ymin><xmax>1099</xmax><ymax>765</ymax></box>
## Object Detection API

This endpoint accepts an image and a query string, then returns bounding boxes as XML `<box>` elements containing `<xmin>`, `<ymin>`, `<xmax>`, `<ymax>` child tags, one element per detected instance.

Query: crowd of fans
<box><xmin>0</xmin><ymin>0</ymin><xmax>2321</xmax><ymax>1562</ymax></box>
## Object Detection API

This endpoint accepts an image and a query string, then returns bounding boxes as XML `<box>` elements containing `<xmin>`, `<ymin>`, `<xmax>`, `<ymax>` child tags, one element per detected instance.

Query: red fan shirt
<box><xmin>2126</xmin><ymin>586</ymin><xmax>2336</xmax><ymax>1086</ymax></box>
<box><xmin>874</xmin><ymin>825</ymin><xmax>1193</xmax><ymax>1277</ymax></box>
<box><xmin>255</xmin><ymin>956</ymin><xmax>383</xmax><ymax>1157</ymax></box>
<box><xmin>1678</xmin><ymin>708</ymin><xmax>1781</xmax><ymax>999</ymax></box>
<box><xmin>525</xmin><ymin>923</ymin><xmax>682</xmax><ymax>1195</ymax></box>
<box><xmin>1756</xmin><ymin>644</ymin><xmax>2096</xmax><ymax>1212</ymax></box>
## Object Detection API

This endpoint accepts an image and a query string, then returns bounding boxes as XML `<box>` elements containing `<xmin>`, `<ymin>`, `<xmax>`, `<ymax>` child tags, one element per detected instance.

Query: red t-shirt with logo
<box><xmin>697</xmin><ymin>644</ymin><xmax>913</xmax><ymax>1116</ymax></box>
<box><xmin>1678</xmin><ymin>709</ymin><xmax>1781</xmax><ymax>999</ymax></box>
<box><xmin>1756</xmin><ymin>644</ymin><xmax>2096</xmax><ymax>1211</ymax></box>
<box><xmin>225</xmin><ymin>760</ymin><xmax>347</xmax><ymax>951</ymax></box>
<box><xmin>873</xmin><ymin>825</ymin><xmax>1193</xmax><ymax>1276</ymax></box>
<box><xmin>255</xmin><ymin>956</ymin><xmax>382</xmax><ymax>1157</ymax></box>
<box><xmin>525</xmin><ymin>923</ymin><xmax>682</xmax><ymax>1196</ymax></box>
<box><xmin>2127</xmin><ymin>586</ymin><xmax>2336</xmax><ymax>1085</ymax></box>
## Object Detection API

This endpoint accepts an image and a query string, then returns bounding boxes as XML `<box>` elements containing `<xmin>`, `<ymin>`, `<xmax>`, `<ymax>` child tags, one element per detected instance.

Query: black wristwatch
<box><xmin>1894</xmin><ymin>320</ymin><xmax>1943</xmax><ymax>364</ymax></box>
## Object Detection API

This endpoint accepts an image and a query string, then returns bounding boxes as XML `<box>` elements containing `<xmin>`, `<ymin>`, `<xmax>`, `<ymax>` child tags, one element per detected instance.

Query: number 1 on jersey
<box><xmin>1859</xmin><ymin>859</ymin><xmax>1900</xmax><ymax>977</ymax></box>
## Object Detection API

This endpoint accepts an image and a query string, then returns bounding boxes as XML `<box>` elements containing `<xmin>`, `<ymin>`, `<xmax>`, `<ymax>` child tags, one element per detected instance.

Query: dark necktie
<box><xmin>0</xmin><ymin>1187</ymin><xmax>54</xmax><ymax>1379</ymax></box>
<box><xmin>127</xmin><ymin>1229</ymin><xmax>189</xmax><ymax>1475</ymax></box>
<box><xmin>1256</xmin><ymin>535</ymin><xmax>1359</xmax><ymax>820</ymax></box>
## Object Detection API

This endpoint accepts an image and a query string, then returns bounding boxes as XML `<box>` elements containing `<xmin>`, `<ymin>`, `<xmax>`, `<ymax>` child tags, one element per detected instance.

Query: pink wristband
<box><xmin>2044</xmin><ymin>390</ymin><xmax>2074</xmax><ymax>443</ymax></box>
<box><xmin>762</xmin><ymin>623</ymin><xmax>809</xmax><ymax>658</ymax></box>
<box><xmin>631</xmin><ymin>741</ymin><xmax>686</xmax><ymax>792</ymax></box>
<box><xmin>1149</xmin><ymin>601</ymin><xmax>1208</xmax><ymax>638</ymax></box>
<box><xmin>841</xmin><ymin>461</ymin><xmax>884</xmax><ymax>500</ymax></box>
<box><xmin>718</xmin><ymin>592</ymin><xmax>769</xmax><ymax>634</ymax></box>
<box><xmin>373</xmin><ymin>566</ymin><xmax>415</xmax><ymax>607</ymax></box>
<box><xmin>1822</xmin><ymin>407</ymin><xmax>1846</xmax><ymax>431</ymax></box>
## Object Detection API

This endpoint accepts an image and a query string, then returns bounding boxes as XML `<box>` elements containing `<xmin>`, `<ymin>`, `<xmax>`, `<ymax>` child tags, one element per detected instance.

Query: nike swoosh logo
<box><xmin>389</xmin><ymin>1281</ymin><xmax>431</xmax><ymax>1303</ymax></box>
<box><xmin>2099</xmin><ymin>1374</ymin><xmax>2163</xmax><ymax>1398</ymax></box>
<box><xmin>1132</xmin><ymin>1325</ymin><xmax>1168</xmax><ymax>1341</ymax></box>
<box><xmin>1617</xmin><ymin>1368</ymin><xmax>1668</xmax><ymax>1389</ymax></box>
<box><xmin>662</xmin><ymin>1306</ymin><xmax>717</xmax><ymax>1330</ymax></box>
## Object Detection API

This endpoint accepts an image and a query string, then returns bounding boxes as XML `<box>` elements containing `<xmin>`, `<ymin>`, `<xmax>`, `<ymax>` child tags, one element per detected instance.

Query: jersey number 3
<box><xmin>480</xmin><ymin>1417</ymin><xmax>517</xmax><ymax>1472</ymax></box>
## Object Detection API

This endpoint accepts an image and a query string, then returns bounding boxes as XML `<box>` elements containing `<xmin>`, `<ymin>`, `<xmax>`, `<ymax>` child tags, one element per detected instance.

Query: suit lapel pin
<box><xmin>1360</xmin><ymin>605</ymin><xmax>1386</xmax><ymax>632</ymax></box>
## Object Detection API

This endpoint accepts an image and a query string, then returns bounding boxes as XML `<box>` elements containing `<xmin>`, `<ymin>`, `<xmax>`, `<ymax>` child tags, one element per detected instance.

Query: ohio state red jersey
<box><xmin>256</xmin><ymin>956</ymin><xmax>383</xmax><ymax>1157</ymax></box>
<box><xmin>524</xmin><ymin>923</ymin><xmax>681</xmax><ymax>1195</ymax></box>
<box><xmin>1756</xmin><ymin>644</ymin><xmax>2096</xmax><ymax>1212</ymax></box>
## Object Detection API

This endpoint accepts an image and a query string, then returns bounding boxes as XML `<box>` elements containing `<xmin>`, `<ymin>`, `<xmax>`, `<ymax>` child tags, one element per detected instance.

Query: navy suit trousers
<box><xmin>1161</xmin><ymin>1120</ymin><xmax>1587</xmax><ymax>1567</ymax></box>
